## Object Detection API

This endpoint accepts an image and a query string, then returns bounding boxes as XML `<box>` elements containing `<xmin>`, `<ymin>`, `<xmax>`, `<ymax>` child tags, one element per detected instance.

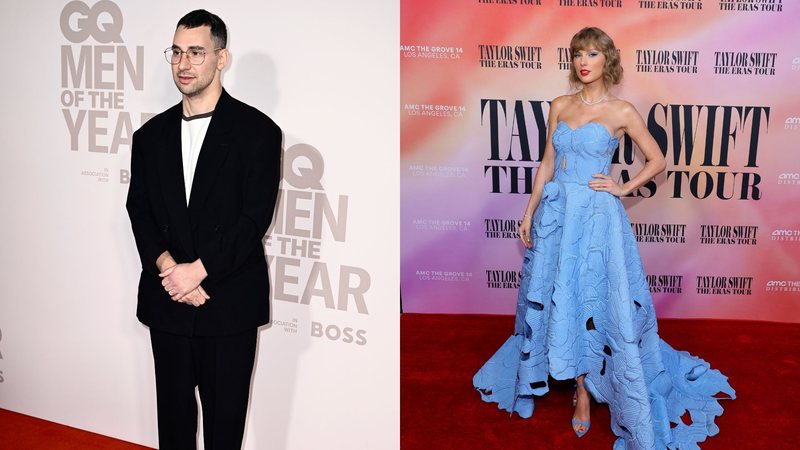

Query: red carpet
<box><xmin>401</xmin><ymin>313</ymin><xmax>800</xmax><ymax>450</ymax></box>
<box><xmin>0</xmin><ymin>409</ymin><xmax>152</xmax><ymax>450</ymax></box>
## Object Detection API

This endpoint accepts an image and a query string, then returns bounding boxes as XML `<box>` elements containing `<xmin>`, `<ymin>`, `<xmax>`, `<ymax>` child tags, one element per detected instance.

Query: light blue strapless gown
<box><xmin>473</xmin><ymin>122</ymin><xmax>735</xmax><ymax>450</ymax></box>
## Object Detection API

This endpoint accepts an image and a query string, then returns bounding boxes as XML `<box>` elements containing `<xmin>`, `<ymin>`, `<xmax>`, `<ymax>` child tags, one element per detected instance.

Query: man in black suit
<box><xmin>126</xmin><ymin>9</ymin><xmax>281</xmax><ymax>450</ymax></box>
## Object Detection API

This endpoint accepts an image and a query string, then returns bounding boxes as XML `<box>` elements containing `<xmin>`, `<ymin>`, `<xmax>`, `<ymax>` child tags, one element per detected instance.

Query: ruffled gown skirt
<box><xmin>472</xmin><ymin>180</ymin><xmax>735</xmax><ymax>450</ymax></box>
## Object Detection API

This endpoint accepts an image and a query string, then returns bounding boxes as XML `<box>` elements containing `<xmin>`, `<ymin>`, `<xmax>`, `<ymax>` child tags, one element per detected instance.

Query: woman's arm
<box><xmin>519</xmin><ymin>97</ymin><xmax>563</xmax><ymax>248</ymax></box>
<box><xmin>588</xmin><ymin>102</ymin><xmax>666</xmax><ymax>196</ymax></box>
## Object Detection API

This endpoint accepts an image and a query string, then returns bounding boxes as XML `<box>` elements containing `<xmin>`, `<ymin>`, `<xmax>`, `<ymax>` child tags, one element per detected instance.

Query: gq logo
<box><xmin>284</xmin><ymin>144</ymin><xmax>325</xmax><ymax>190</ymax></box>
<box><xmin>60</xmin><ymin>0</ymin><xmax>123</xmax><ymax>43</ymax></box>
<box><xmin>60</xmin><ymin>0</ymin><xmax>147</xmax><ymax>155</ymax></box>
<box><xmin>267</xmin><ymin>144</ymin><xmax>371</xmax><ymax>315</ymax></box>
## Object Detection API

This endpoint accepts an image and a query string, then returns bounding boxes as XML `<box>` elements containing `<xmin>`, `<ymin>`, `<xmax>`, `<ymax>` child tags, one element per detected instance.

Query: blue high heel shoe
<box><xmin>572</xmin><ymin>418</ymin><xmax>591</xmax><ymax>437</ymax></box>
<box><xmin>572</xmin><ymin>383</ymin><xmax>591</xmax><ymax>437</ymax></box>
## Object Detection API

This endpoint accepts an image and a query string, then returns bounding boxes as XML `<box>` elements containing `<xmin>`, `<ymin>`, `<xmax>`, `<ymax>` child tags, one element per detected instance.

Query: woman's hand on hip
<box><xmin>589</xmin><ymin>173</ymin><xmax>627</xmax><ymax>197</ymax></box>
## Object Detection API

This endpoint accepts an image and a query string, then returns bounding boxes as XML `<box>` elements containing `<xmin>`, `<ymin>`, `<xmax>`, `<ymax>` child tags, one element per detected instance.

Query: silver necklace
<box><xmin>579</xmin><ymin>90</ymin><xmax>608</xmax><ymax>106</ymax></box>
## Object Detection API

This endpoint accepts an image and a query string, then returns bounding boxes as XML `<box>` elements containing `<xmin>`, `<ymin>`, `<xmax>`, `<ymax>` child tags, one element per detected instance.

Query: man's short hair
<box><xmin>176</xmin><ymin>9</ymin><xmax>227</xmax><ymax>49</ymax></box>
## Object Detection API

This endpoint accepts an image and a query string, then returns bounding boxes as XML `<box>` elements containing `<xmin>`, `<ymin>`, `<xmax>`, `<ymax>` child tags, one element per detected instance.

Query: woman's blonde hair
<box><xmin>568</xmin><ymin>27</ymin><xmax>623</xmax><ymax>88</ymax></box>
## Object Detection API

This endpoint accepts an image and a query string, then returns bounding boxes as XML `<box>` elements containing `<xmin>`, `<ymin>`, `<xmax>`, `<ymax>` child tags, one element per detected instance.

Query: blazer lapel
<box><xmin>187</xmin><ymin>90</ymin><xmax>233</xmax><ymax>226</ymax></box>
<box><xmin>156</xmin><ymin>103</ymin><xmax>195</xmax><ymax>255</ymax></box>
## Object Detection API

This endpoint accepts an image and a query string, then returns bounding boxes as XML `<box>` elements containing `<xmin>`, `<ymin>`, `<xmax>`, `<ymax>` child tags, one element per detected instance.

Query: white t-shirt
<box><xmin>181</xmin><ymin>112</ymin><xmax>213</xmax><ymax>205</ymax></box>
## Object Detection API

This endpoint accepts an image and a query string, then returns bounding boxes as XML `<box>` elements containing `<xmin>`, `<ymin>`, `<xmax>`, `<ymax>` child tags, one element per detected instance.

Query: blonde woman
<box><xmin>473</xmin><ymin>27</ymin><xmax>735</xmax><ymax>449</ymax></box>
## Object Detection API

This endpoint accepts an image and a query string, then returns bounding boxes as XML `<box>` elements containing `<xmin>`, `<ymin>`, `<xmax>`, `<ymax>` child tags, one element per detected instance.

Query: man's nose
<box><xmin>177</xmin><ymin>52</ymin><xmax>192</xmax><ymax>70</ymax></box>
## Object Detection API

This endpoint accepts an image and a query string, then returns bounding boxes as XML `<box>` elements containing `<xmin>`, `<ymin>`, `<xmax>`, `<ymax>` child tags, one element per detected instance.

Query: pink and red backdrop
<box><xmin>401</xmin><ymin>0</ymin><xmax>800</xmax><ymax>322</ymax></box>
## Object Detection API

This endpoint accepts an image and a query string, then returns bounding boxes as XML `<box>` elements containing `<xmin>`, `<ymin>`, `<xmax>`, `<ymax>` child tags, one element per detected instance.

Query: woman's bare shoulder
<box><xmin>551</xmin><ymin>94</ymin><xmax>576</xmax><ymax>107</ymax></box>
<box><xmin>606</xmin><ymin>98</ymin><xmax>641</xmax><ymax>123</ymax></box>
<box><xmin>607</xmin><ymin>97</ymin><xmax>636</xmax><ymax>112</ymax></box>
<box><xmin>550</xmin><ymin>94</ymin><xmax>577</xmax><ymax>118</ymax></box>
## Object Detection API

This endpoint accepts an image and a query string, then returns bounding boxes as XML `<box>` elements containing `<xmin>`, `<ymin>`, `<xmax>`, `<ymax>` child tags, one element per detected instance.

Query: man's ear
<box><xmin>217</xmin><ymin>48</ymin><xmax>229</xmax><ymax>71</ymax></box>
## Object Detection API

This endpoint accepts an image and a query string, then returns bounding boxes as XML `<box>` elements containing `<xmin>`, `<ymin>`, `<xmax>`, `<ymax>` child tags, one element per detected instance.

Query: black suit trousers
<box><xmin>150</xmin><ymin>328</ymin><xmax>258</xmax><ymax>450</ymax></box>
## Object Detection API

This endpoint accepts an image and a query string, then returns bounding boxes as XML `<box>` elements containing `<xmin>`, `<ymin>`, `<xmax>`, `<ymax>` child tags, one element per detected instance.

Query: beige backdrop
<box><xmin>0</xmin><ymin>1</ymin><xmax>399</xmax><ymax>448</ymax></box>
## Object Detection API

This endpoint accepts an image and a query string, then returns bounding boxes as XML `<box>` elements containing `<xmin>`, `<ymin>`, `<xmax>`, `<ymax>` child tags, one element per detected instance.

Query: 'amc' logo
<box><xmin>60</xmin><ymin>0</ymin><xmax>123</xmax><ymax>43</ymax></box>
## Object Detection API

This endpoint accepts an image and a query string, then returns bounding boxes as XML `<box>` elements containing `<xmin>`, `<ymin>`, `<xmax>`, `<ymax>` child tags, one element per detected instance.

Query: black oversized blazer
<box><xmin>126</xmin><ymin>89</ymin><xmax>282</xmax><ymax>336</ymax></box>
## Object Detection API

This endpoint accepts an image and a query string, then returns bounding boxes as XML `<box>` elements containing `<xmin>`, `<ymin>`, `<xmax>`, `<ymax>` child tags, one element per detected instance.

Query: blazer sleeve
<box><xmin>126</xmin><ymin>130</ymin><xmax>167</xmax><ymax>276</ymax></box>
<box><xmin>195</xmin><ymin>122</ymin><xmax>282</xmax><ymax>282</ymax></box>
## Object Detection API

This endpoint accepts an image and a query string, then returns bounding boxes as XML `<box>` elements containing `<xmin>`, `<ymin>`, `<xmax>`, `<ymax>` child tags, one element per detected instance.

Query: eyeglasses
<box><xmin>164</xmin><ymin>47</ymin><xmax>222</xmax><ymax>65</ymax></box>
